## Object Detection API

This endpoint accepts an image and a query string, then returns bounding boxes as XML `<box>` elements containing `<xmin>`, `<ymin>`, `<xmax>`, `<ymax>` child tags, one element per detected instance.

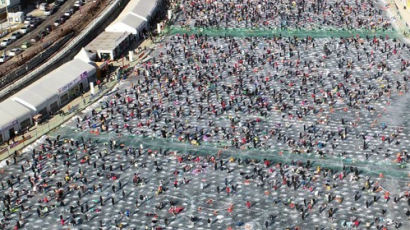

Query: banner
<box><xmin>58</xmin><ymin>71</ymin><xmax>89</xmax><ymax>94</ymax></box>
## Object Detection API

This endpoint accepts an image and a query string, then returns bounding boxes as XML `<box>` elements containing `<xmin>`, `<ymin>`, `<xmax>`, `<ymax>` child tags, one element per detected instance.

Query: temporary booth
<box><xmin>13</xmin><ymin>59</ymin><xmax>96</xmax><ymax>116</ymax></box>
<box><xmin>105</xmin><ymin>14</ymin><xmax>146</xmax><ymax>35</ymax></box>
<box><xmin>86</xmin><ymin>31</ymin><xmax>130</xmax><ymax>60</ymax></box>
<box><xmin>13</xmin><ymin>80</ymin><xmax>59</xmax><ymax>117</ymax></box>
<box><xmin>0</xmin><ymin>99</ymin><xmax>32</xmax><ymax>142</ymax></box>
<box><xmin>131</xmin><ymin>0</ymin><xmax>159</xmax><ymax>22</ymax></box>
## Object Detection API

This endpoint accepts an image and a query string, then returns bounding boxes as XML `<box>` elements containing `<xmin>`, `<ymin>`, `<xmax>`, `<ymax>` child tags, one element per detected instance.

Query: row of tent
<box><xmin>85</xmin><ymin>0</ymin><xmax>164</xmax><ymax>60</ymax></box>
<box><xmin>0</xmin><ymin>0</ymin><xmax>164</xmax><ymax>143</ymax></box>
<box><xmin>0</xmin><ymin>59</ymin><xmax>96</xmax><ymax>143</ymax></box>
<box><xmin>106</xmin><ymin>0</ymin><xmax>161</xmax><ymax>35</ymax></box>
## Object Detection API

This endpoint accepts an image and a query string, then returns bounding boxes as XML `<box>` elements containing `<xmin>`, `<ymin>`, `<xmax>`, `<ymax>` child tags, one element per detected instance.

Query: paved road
<box><xmin>0</xmin><ymin>0</ymin><xmax>77</xmax><ymax>61</ymax></box>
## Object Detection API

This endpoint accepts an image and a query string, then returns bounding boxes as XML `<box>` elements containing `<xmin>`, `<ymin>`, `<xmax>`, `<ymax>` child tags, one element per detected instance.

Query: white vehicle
<box><xmin>24</xmin><ymin>16</ymin><xmax>33</xmax><ymax>24</ymax></box>
<box><xmin>21</xmin><ymin>42</ymin><xmax>31</xmax><ymax>49</ymax></box>
<box><xmin>10</xmin><ymin>32</ymin><xmax>21</xmax><ymax>40</ymax></box>
<box><xmin>0</xmin><ymin>39</ymin><xmax>10</xmax><ymax>47</ymax></box>
<box><xmin>44</xmin><ymin>9</ymin><xmax>51</xmax><ymax>16</ymax></box>
<box><xmin>20</xmin><ymin>26</ymin><xmax>30</xmax><ymax>34</ymax></box>
<box><xmin>0</xmin><ymin>55</ymin><xmax>10</xmax><ymax>63</ymax></box>
<box><xmin>9</xmin><ymin>48</ymin><xmax>22</xmax><ymax>57</ymax></box>
<box><xmin>39</xmin><ymin>3</ymin><xmax>47</xmax><ymax>11</ymax></box>
<box><xmin>74</xmin><ymin>0</ymin><xmax>84</xmax><ymax>7</ymax></box>
<box><xmin>64</xmin><ymin>11</ymin><xmax>71</xmax><ymax>17</ymax></box>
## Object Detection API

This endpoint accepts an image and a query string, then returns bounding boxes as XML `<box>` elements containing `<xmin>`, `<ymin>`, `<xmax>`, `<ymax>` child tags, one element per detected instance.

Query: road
<box><xmin>0</xmin><ymin>0</ymin><xmax>77</xmax><ymax>55</ymax></box>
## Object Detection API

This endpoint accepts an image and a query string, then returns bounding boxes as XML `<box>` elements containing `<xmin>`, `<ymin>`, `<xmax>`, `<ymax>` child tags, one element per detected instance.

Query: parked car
<box><xmin>44</xmin><ymin>8</ymin><xmax>51</xmax><ymax>16</ymax></box>
<box><xmin>0</xmin><ymin>55</ymin><xmax>10</xmax><ymax>63</ymax></box>
<box><xmin>32</xmin><ymin>18</ymin><xmax>43</xmax><ymax>26</ymax></box>
<box><xmin>64</xmin><ymin>10</ymin><xmax>72</xmax><ymax>17</ymax></box>
<box><xmin>24</xmin><ymin>16</ymin><xmax>33</xmax><ymax>24</ymax></box>
<box><xmin>8</xmin><ymin>37</ymin><xmax>15</xmax><ymax>44</ymax></box>
<box><xmin>39</xmin><ymin>30</ymin><xmax>48</xmax><ymax>38</ymax></box>
<box><xmin>10</xmin><ymin>32</ymin><xmax>21</xmax><ymax>40</ymax></box>
<box><xmin>54</xmin><ymin>19</ymin><xmax>61</xmax><ymax>27</ymax></box>
<box><xmin>30</xmin><ymin>35</ymin><xmax>40</xmax><ymax>43</ymax></box>
<box><xmin>20</xmin><ymin>26</ymin><xmax>31</xmax><ymax>34</ymax></box>
<box><xmin>21</xmin><ymin>41</ymin><xmax>31</xmax><ymax>49</ymax></box>
<box><xmin>45</xmin><ymin>6</ymin><xmax>56</xmax><ymax>16</ymax></box>
<box><xmin>29</xmin><ymin>18</ymin><xmax>42</xmax><ymax>29</ymax></box>
<box><xmin>9</xmin><ymin>48</ymin><xmax>22</xmax><ymax>57</ymax></box>
<box><xmin>0</xmin><ymin>39</ymin><xmax>10</xmax><ymax>47</ymax></box>
<box><xmin>74</xmin><ymin>0</ymin><xmax>84</xmax><ymax>7</ymax></box>
<box><xmin>45</xmin><ymin>25</ymin><xmax>52</xmax><ymax>33</ymax></box>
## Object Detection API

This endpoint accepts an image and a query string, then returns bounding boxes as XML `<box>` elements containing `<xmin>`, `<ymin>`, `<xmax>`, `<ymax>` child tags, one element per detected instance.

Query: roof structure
<box><xmin>105</xmin><ymin>15</ymin><xmax>145</xmax><ymax>34</ymax></box>
<box><xmin>42</xmin><ymin>59</ymin><xmax>96</xmax><ymax>95</ymax></box>
<box><xmin>12</xmin><ymin>59</ymin><xmax>96</xmax><ymax>112</ymax></box>
<box><xmin>12</xmin><ymin>81</ymin><xmax>58</xmax><ymax>112</ymax></box>
<box><xmin>0</xmin><ymin>99</ymin><xmax>32</xmax><ymax>123</ymax></box>
<box><xmin>86</xmin><ymin>31</ymin><xmax>131</xmax><ymax>50</ymax></box>
<box><xmin>0</xmin><ymin>108</ymin><xmax>18</xmax><ymax>130</ymax></box>
<box><xmin>74</xmin><ymin>48</ymin><xmax>96</xmax><ymax>63</ymax></box>
<box><xmin>130</xmin><ymin>0</ymin><xmax>158</xmax><ymax>20</ymax></box>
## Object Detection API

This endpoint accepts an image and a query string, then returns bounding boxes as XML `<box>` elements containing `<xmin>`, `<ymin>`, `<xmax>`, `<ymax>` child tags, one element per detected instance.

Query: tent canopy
<box><xmin>131</xmin><ymin>0</ymin><xmax>158</xmax><ymax>20</ymax></box>
<box><xmin>0</xmin><ymin>99</ymin><xmax>32</xmax><ymax>123</ymax></box>
<box><xmin>13</xmin><ymin>81</ymin><xmax>58</xmax><ymax>112</ymax></box>
<box><xmin>105</xmin><ymin>14</ymin><xmax>146</xmax><ymax>34</ymax></box>
<box><xmin>42</xmin><ymin>59</ymin><xmax>96</xmax><ymax>95</ymax></box>
<box><xmin>0</xmin><ymin>109</ymin><xmax>17</xmax><ymax>131</ymax></box>
<box><xmin>86</xmin><ymin>32</ymin><xmax>130</xmax><ymax>51</ymax></box>
<box><xmin>74</xmin><ymin>48</ymin><xmax>96</xmax><ymax>63</ymax></box>
<box><xmin>13</xmin><ymin>59</ymin><xmax>96</xmax><ymax>112</ymax></box>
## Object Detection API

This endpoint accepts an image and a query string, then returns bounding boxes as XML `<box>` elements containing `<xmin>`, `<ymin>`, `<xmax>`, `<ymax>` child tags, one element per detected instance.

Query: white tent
<box><xmin>13</xmin><ymin>59</ymin><xmax>96</xmax><ymax>113</ymax></box>
<box><xmin>74</xmin><ymin>48</ymin><xmax>96</xmax><ymax>63</ymax></box>
<box><xmin>0</xmin><ymin>108</ymin><xmax>18</xmax><ymax>136</ymax></box>
<box><xmin>13</xmin><ymin>80</ymin><xmax>59</xmax><ymax>113</ymax></box>
<box><xmin>42</xmin><ymin>59</ymin><xmax>96</xmax><ymax>95</ymax></box>
<box><xmin>105</xmin><ymin>14</ymin><xmax>146</xmax><ymax>34</ymax></box>
<box><xmin>131</xmin><ymin>0</ymin><xmax>159</xmax><ymax>21</ymax></box>
<box><xmin>0</xmin><ymin>99</ymin><xmax>32</xmax><ymax>124</ymax></box>
<box><xmin>0</xmin><ymin>99</ymin><xmax>33</xmax><ymax>140</ymax></box>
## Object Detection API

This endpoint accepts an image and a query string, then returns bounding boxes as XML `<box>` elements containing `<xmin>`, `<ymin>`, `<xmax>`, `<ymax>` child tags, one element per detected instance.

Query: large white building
<box><xmin>86</xmin><ymin>0</ymin><xmax>162</xmax><ymax>60</ymax></box>
<box><xmin>0</xmin><ymin>58</ymin><xmax>96</xmax><ymax>143</ymax></box>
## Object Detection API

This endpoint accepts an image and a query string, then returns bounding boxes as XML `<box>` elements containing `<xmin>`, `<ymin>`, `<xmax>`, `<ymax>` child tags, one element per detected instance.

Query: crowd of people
<box><xmin>0</xmin><ymin>0</ymin><xmax>410</xmax><ymax>229</ymax></box>
<box><xmin>175</xmin><ymin>0</ymin><xmax>391</xmax><ymax>30</ymax></box>
<box><xmin>0</xmin><ymin>131</ymin><xmax>408</xmax><ymax>229</ymax></box>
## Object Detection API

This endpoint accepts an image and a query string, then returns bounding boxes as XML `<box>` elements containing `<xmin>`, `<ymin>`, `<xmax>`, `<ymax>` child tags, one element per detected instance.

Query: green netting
<box><xmin>163</xmin><ymin>26</ymin><xmax>402</xmax><ymax>39</ymax></box>
<box><xmin>51</xmin><ymin>127</ymin><xmax>409</xmax><ymax>181</ymax></box>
